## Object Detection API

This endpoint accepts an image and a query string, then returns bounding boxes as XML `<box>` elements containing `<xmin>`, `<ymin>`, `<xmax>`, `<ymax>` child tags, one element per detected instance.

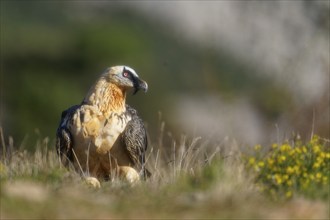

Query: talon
<box><xmin>119</xmin><ymin>166</ymin><xmax>140</xmax><ymax>184</ymax></box>
<box><xmin>85</xmin><ymin>177</ymin><xmax>101</xmax><ymax>188</ymax></box>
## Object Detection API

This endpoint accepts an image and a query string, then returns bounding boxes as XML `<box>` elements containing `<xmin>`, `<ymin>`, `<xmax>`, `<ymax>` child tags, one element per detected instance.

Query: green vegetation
<box><xmin>1</xmin><ymin>1</ymin><xmax>300</xmax><ymax>143</ymax></box>
<box><xmin>246</xmin><ymin>135</ymin><xmax>330</xmax><ymax>201</ymax></box>
<box><xmin>1</xmin><ymin>127</ymin><xmax>329</xmax><ymax>219</ymax></box>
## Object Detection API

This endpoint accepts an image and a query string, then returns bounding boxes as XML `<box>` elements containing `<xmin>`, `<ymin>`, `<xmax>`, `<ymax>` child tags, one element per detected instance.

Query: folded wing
<box><xmin>56</xmin><ymin>105</ymin><xmax>80</xmax><ymax>167</ymax></box>
<box><xmin>122</xmin><ymin>105</ymin><xmax>151</xmax><ymax>179</ymax></box>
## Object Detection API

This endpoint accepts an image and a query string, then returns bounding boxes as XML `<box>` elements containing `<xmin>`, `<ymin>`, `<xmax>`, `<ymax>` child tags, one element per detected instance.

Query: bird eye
<box><xmin>123</xmin><ymin>71</ymin><xmax>129</xmax><ymax>78</ymax></box>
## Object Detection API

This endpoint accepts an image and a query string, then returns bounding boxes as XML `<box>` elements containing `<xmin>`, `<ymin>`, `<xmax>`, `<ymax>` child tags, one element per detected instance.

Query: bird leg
<box><xmin>84</xmin><ymin>176</ymin><xmax>101</xmax><ymax>188</ymax></box>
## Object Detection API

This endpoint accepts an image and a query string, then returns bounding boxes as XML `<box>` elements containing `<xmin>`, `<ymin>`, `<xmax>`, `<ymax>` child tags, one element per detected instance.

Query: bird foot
<box><xmin>118</xmin><ymin>166</ymin><xmax>140</xmax><ymax>184</ymax></box>
<box><xmin>85</xmin><ymin>176</ymin><xmax>101</xmax><ymax>188</ymax></box>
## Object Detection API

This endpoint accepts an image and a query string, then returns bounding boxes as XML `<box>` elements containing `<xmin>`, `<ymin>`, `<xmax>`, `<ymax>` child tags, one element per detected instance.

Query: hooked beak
<box><xmin>133</xmin><ymin>78</ymin><xmax>148</xmax><ymax>95</ymax></box>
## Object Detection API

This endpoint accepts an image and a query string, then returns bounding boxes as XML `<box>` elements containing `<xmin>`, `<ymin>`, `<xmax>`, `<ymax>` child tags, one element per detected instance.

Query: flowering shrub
<box><xmin>246</xmin><ymin>135</ymin><xmax>330</xmax><ymax>200</ymax></box>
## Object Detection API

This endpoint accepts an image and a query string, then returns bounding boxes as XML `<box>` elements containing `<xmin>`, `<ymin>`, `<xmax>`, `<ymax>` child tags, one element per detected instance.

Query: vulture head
<box><xmin>103</xmin><ymin>65</ymin><xmax>148</xmax><ymax>95</ymax></box>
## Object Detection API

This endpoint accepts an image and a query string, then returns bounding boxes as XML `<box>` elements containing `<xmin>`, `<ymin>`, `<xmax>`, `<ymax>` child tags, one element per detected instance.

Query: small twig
<box><xmin>310</xmin><ymin>108</ymin><xmax>315</xmax><ymax>140</ymax></box>
<box><xmin>145</xmin><ymin>146</ymin><xmax>153</xmax><ymax>165</ymax></box>
<box><xmin>275</xmin><ymin>123</ymin><xmax>280</xmax><ymax>145</ymax></box>
<box><xmin>86</xmin><ymin>142</ymin><xmax>91</xmax><ymax>176</ymax></box>
<box><xmin>154</xmin><ymin>148</ymin><xmax>160</xmax><ymax>170</ymax></box>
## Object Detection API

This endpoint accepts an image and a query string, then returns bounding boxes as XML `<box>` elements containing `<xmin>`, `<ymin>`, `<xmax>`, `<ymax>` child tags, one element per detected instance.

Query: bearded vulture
<box><xmin>56</xmin><ymin>66</ymin><xmax>150</xmax><ymax>183</ymax></box>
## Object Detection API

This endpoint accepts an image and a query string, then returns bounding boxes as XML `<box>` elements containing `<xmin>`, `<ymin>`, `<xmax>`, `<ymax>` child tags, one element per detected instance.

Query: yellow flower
<box><xmin>286</xmin><ymin>166</ymin><xmax>294</xmax><ymax>174</ymax></box>
<box><xmin>285</xmin><ymin>191</ymin><xmax>292</xmax><ymax>198</ymax></box>
<box><xmin>274</xmin><ymin>174</ymin><xmax>283</xmax><ymax>185</ymax></box>
<box><xmin>272</xmin><ymin>143</ymin><xmax>278</xmax><ymax>149</ymax></box>
<box><xmin>280</xmin><ymin>144</ymin><xmax>291</xmax><ymax>152</ymax></box>
<box><xmin>293</xmin><ymin>165</ymin><xmax>301</xmax><ymax>175</ymax></box>
<box><xmin>316</xmin><ymin>156</ymin><xmax>323</xmax><ymax>163</ymax></box>
<box><xmin>278</xmin><ymin>155</ymin><xmax>286</xmax><ymax>163</ymax></box>
<box><xmin>288</xmin><ymin>149</ymin><xmax>295</xmax><ymax>156</ymax></box>
<box><xmin>302</xmin><ymin>146</ymin><xmax>307</xmax><ymax>153</ymax></box>
<box><xmin>316</xmin><ymin>172</ymin><xmax>322</xmax><ymax>179</ymax></box>
<box><xmin>311</xmin><ymin>135</ymin><xmax>320</xmax><ymax>145</ymax></box>
<box><xmin>248</xmin><ymin>157</ymin><xmax>256</xmax><ymax>165</ymax></box>
<box><xmin>287</xmin><ymin>180</ymin><xmax>293</xmax><ymax>186</ymax></box>
<box><xmin>325</xmin><ymin>153</ymin><xmax>330</xmax><ymax>159</ymax></box>
<box><xmin>267</xmin><ymin>158</ymin><xmax>274</xmax><ymax>166</ymax></box>
<box><xmin>258</xmin><ymin>161</ymin><xmax>265</xmax><ymax>167</ymax></box>
<box><xmin>313</xmin><ymin>145</ymin><xmax>321</xmax><ymax>154</ymax></box>
<box><xmin>253</xmin><ymin>165</ymin><xmax>260</xmax><ymax>172</ymax></box>
<box><xmin>313</xmin><ymin>162</ymin><xmax>320</xmax><ymax>169</ymax></box>
<box><xmin>295</xmin><ymin>147</ymin><xmax>302</xmax><ymax>154</ymax></box>
<box><xmin>322</xmin><ymin>176</ymin><xmax>328</xmax><ymax>183</ymax></box>
<box><xmin>254</xmin><ymin>145</ymin><xmax>261</xmax><ymax>151</ymax></box>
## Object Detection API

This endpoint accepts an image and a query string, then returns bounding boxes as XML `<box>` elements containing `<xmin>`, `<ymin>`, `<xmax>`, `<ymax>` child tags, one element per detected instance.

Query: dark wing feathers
<box><xmin>122</xmin><ymin>105</ymin><xmax>151</xmax><ymax>179</ymax></box>
<box><xmin>56</xmin><ymin>127</ymin><xmax>73</xmax><ymax>166</ymax></box>
<box><xmin>56</xmin><ymin>105</ymin><xmax>79</xmax><ymax>166</ymax></box>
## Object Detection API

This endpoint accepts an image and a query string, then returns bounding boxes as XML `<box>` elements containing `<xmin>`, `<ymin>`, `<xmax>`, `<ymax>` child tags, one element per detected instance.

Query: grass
<box><xmin>0</xmin><ymin>125</ymin><xmax>329</xmax><ymax>219</ymax></box>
